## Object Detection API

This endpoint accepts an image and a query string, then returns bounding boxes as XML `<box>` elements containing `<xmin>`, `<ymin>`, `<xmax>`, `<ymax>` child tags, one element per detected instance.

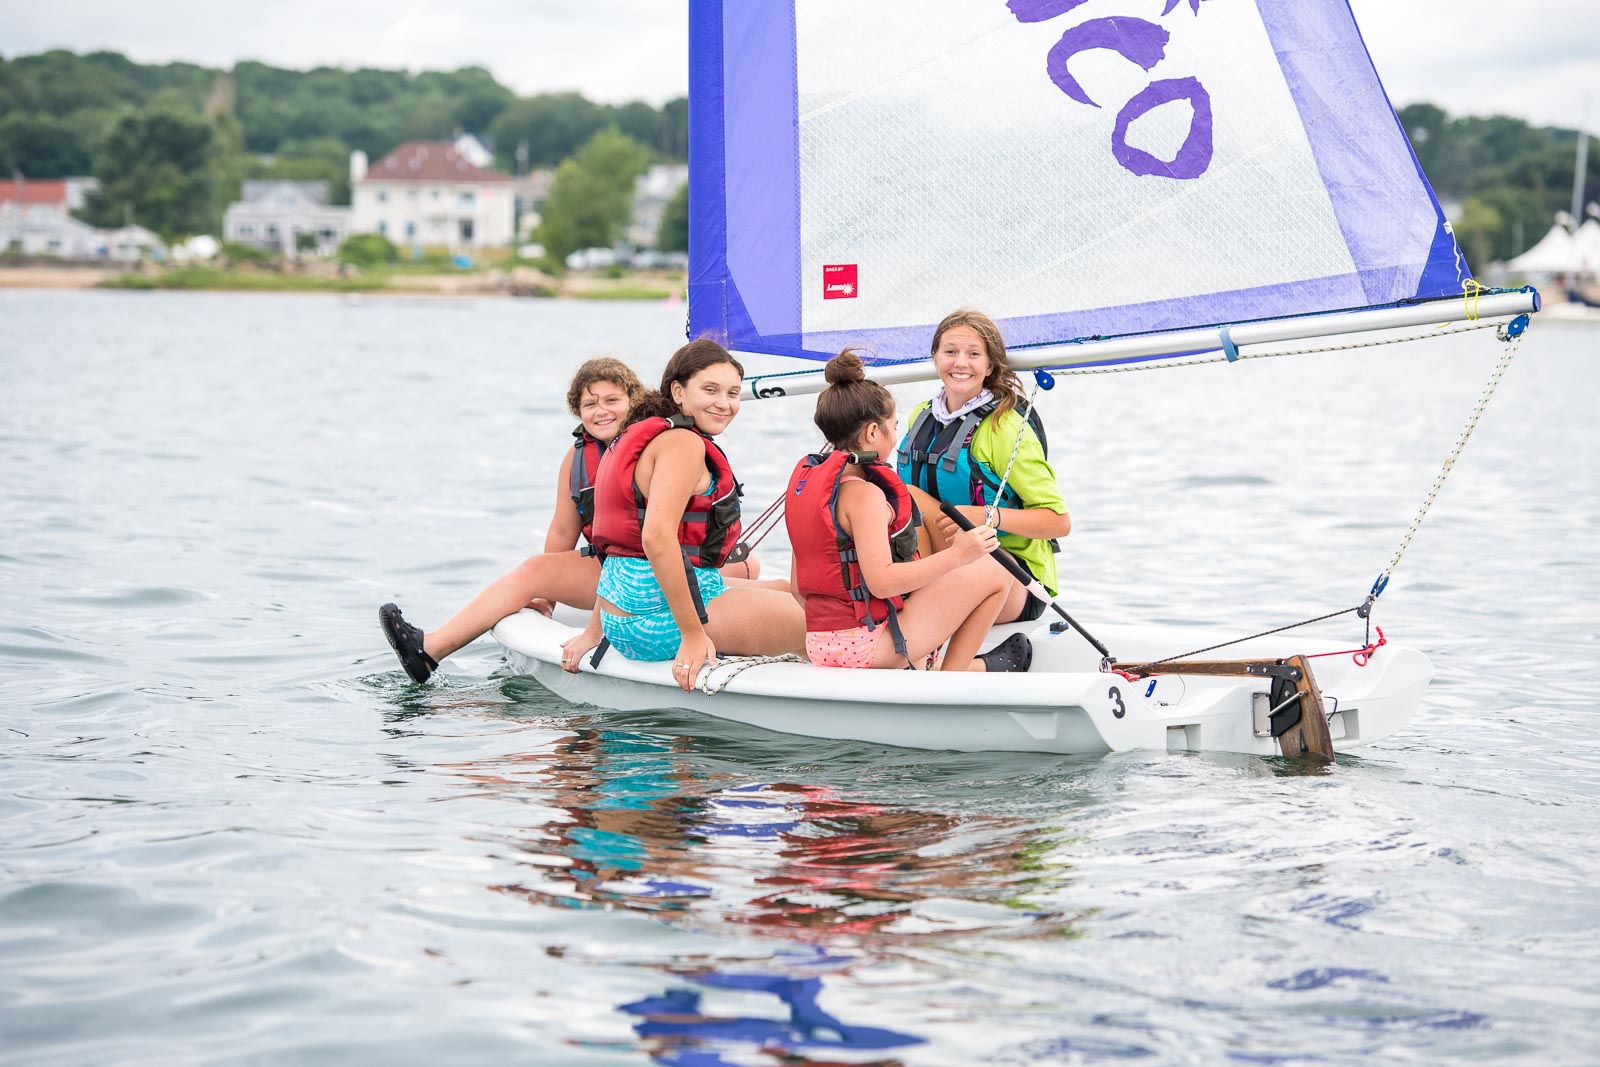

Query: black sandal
<box><xmin>379</xmin><ymin>603</ymin><xmax>438</xmax><ymax>683</ymax></box>
<box><xmin>979</xmin><ymin>633</ymin><xmax>1033</xmax><ymax>673</ymax></box>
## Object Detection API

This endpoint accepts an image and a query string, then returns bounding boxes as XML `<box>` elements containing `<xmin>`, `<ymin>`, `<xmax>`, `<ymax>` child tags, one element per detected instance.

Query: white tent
<box><xmin>1507</xmin><ymin>223</ymin><xmax>1579</xmax><ymax>274</ymax></box>
<box><xmin>1571</xmin><ymin>219</ymin><xmax>1600</xmax><ymax>275</ymax></box>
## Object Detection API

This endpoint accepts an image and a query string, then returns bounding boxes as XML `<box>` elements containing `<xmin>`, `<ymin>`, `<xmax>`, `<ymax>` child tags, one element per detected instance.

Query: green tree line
<box><xmin>0</xmin><ymin>49</ymin><xmax>688</xmax><ymax>244</ymax></box>
<box><xmin>1399</xmin><ymin>103</ymin><xmax>1598</xmax><ymax>268</ymax></box>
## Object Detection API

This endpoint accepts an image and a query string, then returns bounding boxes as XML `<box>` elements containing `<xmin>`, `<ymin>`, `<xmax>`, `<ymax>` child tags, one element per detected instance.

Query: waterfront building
<box><xmin>351</xmin><ymin>141</ymin><xmax>514</xmax><ymax>251</ymax></box>
<box><xmin>0</xmin><ymin>202</ymin><xmax>107</xmax><ymax>258</ymax></box>
<box><xmin>223</xmin><ymin>181</ymin><xmax>352</xmax><ymax>257</ymax></box>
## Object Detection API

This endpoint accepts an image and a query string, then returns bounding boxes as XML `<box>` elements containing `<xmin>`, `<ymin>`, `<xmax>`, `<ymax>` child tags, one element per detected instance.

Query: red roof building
<box><xmin>351</xmin><ymin>141</ymin><xmax>515</xmax><ymax>250</ymax></box>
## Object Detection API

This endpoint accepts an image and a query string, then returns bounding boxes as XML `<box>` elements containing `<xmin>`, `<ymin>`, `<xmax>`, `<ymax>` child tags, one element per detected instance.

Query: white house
<box><xmin>105</xmin><ymin>224</ymin><xmax>164</xmax><ymax>262</ymax></box>
<box><xmin>351</xmin><ymin>141</ymin><xmax>514</xmax><ymax>251</ymax></box>
<box><xmin>629</xmin><ymin>163</ymin><xmax>688</xmax><ymax>249</ymax></box>
<box><xmin>223</xmin><ymin>180</ymin><xmax>351</xmax><ymax>256</ymax></box>
<box><xmin>0</xmin><ymin>202</ymin><xmax>107</xmax><ymax>258</ymax></box>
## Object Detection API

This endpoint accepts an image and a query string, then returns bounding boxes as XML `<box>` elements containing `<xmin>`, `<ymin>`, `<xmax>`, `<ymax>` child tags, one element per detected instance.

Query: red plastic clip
<box><xmin>1305</xmin><ymin>626</ymin><xmax>1387</xmax><ymax>667</ymax></box>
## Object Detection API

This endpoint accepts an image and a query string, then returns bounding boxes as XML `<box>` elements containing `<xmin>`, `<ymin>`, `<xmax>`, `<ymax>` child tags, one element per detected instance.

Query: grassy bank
<box><xmin>88</xmin><ymin>264</ymin><xmax>684</xmax><ymax>300</ymax></box>
<box><xmin>101</xmin><ymin>266</ymin><xmax>388</xmax><ymax>293</ymax></box>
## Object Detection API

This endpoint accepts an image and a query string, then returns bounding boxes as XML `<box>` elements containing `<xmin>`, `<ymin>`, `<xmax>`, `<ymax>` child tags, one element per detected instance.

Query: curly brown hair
<box><xmin>930</xmin><ymin>309</ymin><xmax>1024</xmax><ymax>421</ymax></box>
<box><xmin>565</xmin><ymin>357</ymin><xmax>646</xmax><ymax>418</ymax></box>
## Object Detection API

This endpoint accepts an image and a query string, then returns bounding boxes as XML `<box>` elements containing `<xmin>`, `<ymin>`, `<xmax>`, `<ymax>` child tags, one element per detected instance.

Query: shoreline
<box><xmin>0</xmin><ymin>262</ymin><xmax>685</xmax><ymax>301</ymax></box>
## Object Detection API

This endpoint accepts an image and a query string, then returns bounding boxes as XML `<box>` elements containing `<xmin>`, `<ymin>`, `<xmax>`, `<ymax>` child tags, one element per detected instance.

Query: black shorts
<box><xmin>1014</xmin><ymin>590</ymin><xmax>1048</xmax><ymax>622</ymax></box>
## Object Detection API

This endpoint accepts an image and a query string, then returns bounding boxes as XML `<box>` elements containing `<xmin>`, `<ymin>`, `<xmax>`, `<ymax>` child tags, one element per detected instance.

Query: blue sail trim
<box><xmin>689</xmin><ymin>1</ymin><xmax>802</xmax><ymax>348</ymax></box>
<box><xmin>689</xmin><ymin>0</ymin><xmax>1469</xmax><ymax>365</ymax></box>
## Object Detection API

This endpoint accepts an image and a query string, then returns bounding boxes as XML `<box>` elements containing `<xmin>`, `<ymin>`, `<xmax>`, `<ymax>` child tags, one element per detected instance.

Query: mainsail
<box><xmin>688</xmin><ymin>0</ymin><xmax>1536</xmax><ymax>392</ymax></box>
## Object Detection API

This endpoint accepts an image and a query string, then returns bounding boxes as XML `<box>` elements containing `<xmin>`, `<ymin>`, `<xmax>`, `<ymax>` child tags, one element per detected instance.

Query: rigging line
<box><xmin>1042</xmin><ymin>317</ymin><xmax>1511</xmax><ymax>378</ymax></box>
<box><xmin>1125</xmin><ymin>315</ymin><xmax>1529</xmax><ymax>674</ymax></box>
<box><xmin>743</xmin><ymin>315</ymin><xmax>1512</xmax><ymax>388</ymax></box>
<box><xmin>735</xmin><ymin>444</ymin><xmax>834</xmax><ymax>555</ymax></box>
<box><xmin>1120</xmin><ymin>605</ymin><xmax>1365</xmax><ymax>673</ymax></box>
<box><xmin>986</xmin><ymin>372</ymin><xmax>1042</xmax><ymax>529</ymax></box>
<box><xmin>1373</xmin><ymin>318</ymin><xmax>1527</xmax><ymax>589</ymax></box>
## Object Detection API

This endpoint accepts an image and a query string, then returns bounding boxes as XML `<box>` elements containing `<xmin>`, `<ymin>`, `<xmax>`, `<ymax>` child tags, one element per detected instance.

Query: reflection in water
<box><xmin>438</xmin><ymin>722</ymin><xmax>1082</xmax><ymax>1062</ymax></box>
<box><xmin>621</xmin><ymin>963</ymin><xmax>922</xmax><ymax>1066</ymax></box>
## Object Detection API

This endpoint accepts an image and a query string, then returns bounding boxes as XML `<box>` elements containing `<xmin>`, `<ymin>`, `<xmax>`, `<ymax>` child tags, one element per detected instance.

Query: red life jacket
<box><xmin>589</xmin><ymin>415</ymin><xmax>743</xmax><ymax>568</ymax></box>
<box><xmin>785</xmin><ymin>450</ymin><xmax>920</xmax><ymax>635</ymax></box>
<box><xmin>568</xmin><ymin>426</ymin><xmax>608</xmax><ymax>550</ymax></box>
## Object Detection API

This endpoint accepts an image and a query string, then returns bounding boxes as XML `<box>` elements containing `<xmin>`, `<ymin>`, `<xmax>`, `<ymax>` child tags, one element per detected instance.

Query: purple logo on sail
<box><xmin>1011</xmin><ymin>0</ymin><xmax>1215</xmax><ymax>180</ymax></box>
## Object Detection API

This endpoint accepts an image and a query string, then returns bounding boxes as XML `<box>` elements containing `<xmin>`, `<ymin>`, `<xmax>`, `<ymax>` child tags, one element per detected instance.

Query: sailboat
<box><xmin>494</xmin><ymin>0</ymin><xmax>1540</xmax><ymax>757</ymax></box>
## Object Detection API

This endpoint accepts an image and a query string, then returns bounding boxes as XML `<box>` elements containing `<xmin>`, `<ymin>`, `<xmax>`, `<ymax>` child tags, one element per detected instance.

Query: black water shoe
<box><xmin>379</xmin><ymin>602</ymin><xmax>438</xmax><ymax>683</ymax></box>
<box><xmin>979</xmin><ymin>633</ymin><xmax>1033</xmax><ymax>673</ymax></box>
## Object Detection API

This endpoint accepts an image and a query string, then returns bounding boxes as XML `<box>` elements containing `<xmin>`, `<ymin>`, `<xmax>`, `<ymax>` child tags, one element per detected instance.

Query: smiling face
<box><xmin>577</xmin><ymin>379</ymin><xmax>631</xmax><ymax>443</ymax></box>
<box><xmin>933</xmin><ymin>324</ymin><xmax>991</xmax><ymax>407</ymax></box>
<box><xmin>670</xmin><ymin>361</ymin><xmax>743</xmax><ymax>435</ymax></box>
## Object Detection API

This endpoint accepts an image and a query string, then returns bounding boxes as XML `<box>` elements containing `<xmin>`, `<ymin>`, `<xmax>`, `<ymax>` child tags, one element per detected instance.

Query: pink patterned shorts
<box><xmin>805</xmin><ymin>626</ymin><xmax>879</xmax><ymax>669</ymax></box>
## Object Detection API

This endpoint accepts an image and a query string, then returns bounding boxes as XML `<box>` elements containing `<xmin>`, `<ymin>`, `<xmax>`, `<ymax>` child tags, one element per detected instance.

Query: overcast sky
<box><xmin>3</xmin><ymin>1</ymin><xmax>1596</xmax><ymax>130</ymax></box>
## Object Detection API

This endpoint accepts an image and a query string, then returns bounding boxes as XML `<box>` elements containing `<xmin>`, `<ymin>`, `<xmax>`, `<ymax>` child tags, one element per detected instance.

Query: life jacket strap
<box><xmin>681</xmin><ymin>547</ymin><xmax>710</xmax><ymax>624</ymax></box>
<box><xmin>884</xmin><ymin>600</ymin><xmax>908</xmax><ymax>662</ymax></box>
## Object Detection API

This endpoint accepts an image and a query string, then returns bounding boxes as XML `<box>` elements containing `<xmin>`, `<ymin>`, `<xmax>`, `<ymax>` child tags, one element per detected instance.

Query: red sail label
<box><xmin>822</xmin><ymin>263</ymin><xmax>857</xmax><ymax>300</ymax></box>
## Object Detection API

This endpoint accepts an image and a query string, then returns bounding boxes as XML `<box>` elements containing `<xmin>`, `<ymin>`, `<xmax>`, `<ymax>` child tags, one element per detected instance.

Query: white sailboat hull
<box><xmin>492</xmin><ymin>609</ymin><xmax>1430</xmax><ymax>757</ymax></box>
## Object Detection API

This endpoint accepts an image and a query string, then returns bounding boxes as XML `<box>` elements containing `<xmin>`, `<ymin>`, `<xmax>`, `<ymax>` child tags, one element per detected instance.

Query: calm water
<box><xmin>2</xmin><ymin>288</ymin><xmax>1597</xmax><ymax>1065</ymax></box>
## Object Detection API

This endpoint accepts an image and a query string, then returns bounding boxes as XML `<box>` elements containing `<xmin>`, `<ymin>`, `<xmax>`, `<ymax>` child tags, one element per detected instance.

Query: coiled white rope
<box><xmin>698</xmin><ymin>653</ymin><xmax>804</xmax><ymax>695</ymax></box>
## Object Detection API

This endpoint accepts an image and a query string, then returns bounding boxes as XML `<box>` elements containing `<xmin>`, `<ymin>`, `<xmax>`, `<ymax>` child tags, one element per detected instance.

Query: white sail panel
<box><xmin>796</xmin><ymin>1</ymin><xmax>1358</xmax><ymax>333</ymax></box>
<box><xmin>689</xmin><ymin>0</ymin><xmax>1470</xmax><ymax>364</ymax></box>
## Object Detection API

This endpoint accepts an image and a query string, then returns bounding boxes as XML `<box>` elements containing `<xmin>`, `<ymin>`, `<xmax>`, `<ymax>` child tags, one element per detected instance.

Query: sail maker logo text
<box><xmin>822</xmin><ymin>264</ymin><xmax>857</xmax><ymax>299</ymax></box>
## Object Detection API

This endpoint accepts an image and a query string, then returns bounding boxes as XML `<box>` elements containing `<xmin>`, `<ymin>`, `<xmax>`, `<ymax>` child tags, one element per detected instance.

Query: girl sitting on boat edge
<box><xmin>559</xmin><ymin>339</ymin><xmax>805</xmax><ymax>692</ymax></box>
<box><xmin>378</xmin><ymin>356</ymin><xmax>762</xmax><ymax>685</ymax></box>
<box><xmin>898</xmin><ymin>309</ymin><xmax>1070</xmax><ymax>623</ymax></box>
<box><xmin>787</xmin><ymin>349</ymin><xmax>1032</xmax><ymax>672</ymax></box>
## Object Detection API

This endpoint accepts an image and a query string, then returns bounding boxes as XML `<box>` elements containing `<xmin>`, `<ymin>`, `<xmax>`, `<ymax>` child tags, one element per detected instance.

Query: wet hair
<box><xmin>565</xmin><ymin>357</ymin><xmax>646</xmax><ymax>418</ymax></box>
<box><xmin>628</xmin><ymin>337</ymin><xmax>745</xmax><ymax>424</ymax></box>
<box><xmin>930</xmin><ymin>308</ymin><xmax>1024</xmax><ymax>420</ymax></box>
<box><xmin>814</xmin><ymin>347</ymin><xmax>895</xmax><ymax>451</ymax></box>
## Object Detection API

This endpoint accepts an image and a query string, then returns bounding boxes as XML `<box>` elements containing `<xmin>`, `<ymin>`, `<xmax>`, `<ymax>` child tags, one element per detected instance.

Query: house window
<box><xmin>432</xmin><ymin>188</ymin><xmax>441</xmax><ymax>200</ymax></box>
<box><xmin>459</xmin><ymin>219</ymin><xmax>475</xmax><ymax>243</ymax></box>
<box><xmin>239</xmin><ymin>224</ymin><xmax>255</xmax><ymax>237</ymax></box>
<box><xmin>459</xmin><ymin>191</ymin><xmax>476</xmax><ymax>208</ymax></box>
<box><xmin>377</xmin><ymin>190</ymin><xmax>388</xmax><ymax>204</ymax></box>
<box><xmin>405</xmin><ymin>221</ymin><xmax>416</xmax><ymax>238</ymax></box>
<box><xmin>47</xmin><ymin>239</ymin><xmax>61</xmax><ymax>252</ymax></box>
<box><xmin>265</xmin><ymin>224</ymin><xmax>279</xmax><ymax>239</ymax></box>
<box><xmin>378</xmin><ymin>220</ymin><xmax>388</xmax><ymax>236</ymax></box>
<box><xmin>318</xmin><ymin>228</ymin><xmax>336</xmax><ymax>242</ymax></box>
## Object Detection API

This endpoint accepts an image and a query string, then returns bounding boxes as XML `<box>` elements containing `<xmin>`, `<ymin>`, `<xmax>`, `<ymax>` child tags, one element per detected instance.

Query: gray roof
<box><xmin>239</xmin><ymin>181</ymin><xmax>330</xmax><ymax>206</ymax></box>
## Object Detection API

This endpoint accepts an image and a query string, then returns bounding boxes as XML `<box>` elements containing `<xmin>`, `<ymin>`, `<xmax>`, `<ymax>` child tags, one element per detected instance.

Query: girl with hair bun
<box><xmin>785</xmin><ymin>348</ymin><xmax>1033</xmax><ymax>672</ymax></box>
<box><xmin>559</xmin><ymin>338</ymin><xmax>805</xmax><ymax>691</ymax></box>
<box><xmin>896</xmin><ymin>309</ymin><xmax>1071</xmax><ymax>624</ymax></box>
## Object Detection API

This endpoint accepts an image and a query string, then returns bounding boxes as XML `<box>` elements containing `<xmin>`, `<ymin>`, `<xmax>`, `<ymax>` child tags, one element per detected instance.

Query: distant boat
<box><xmin>497</xmin><ymin>0</ymin><xmax>1540</xmax><ymax>757</ymax></box>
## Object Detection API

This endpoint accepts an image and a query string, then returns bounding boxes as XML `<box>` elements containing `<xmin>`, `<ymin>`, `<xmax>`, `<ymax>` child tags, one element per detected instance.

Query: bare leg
<box><xmin>869</xmin><ymin>556</ymin><xmax>1011</xmax><ymax>671</ymax></box>
<box><xmin>703</xmin><ymin>586</ymin><xmax>807</xmax><ymax>657</ymax></box>
<box><xmin>425</xmin><ymin>552</ymin><xmax>600</xmax><ymax>661</ymax></box>
<box><xmin>719</xmin><ymin>554</ymin><xmax>762</xmax><ymax>581</ymax></box>
<box><xmin>993</xmin><ymin>581</ymin><xmax>1032</xmax><ymax>624</ymax></box>
<box><xmin>908</xmin><ymin>485</ymin><xmax>1032</xmax><ymax>625</ymax></box>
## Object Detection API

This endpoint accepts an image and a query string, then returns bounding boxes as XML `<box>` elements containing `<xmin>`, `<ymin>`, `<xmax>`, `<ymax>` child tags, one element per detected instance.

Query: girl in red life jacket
<box><xmin>379</xmin><ymin>357</ymin><xmax>763</xmax><ymax>685</ymax></box>
<box><xmin>787</xmin><ymin>349</ymin><xmax>1031</xmax><ymax>672</ymax></box>
<box><xmin>559</xmin><ymin>339</ymin><xmax>806</xmax><ymax>692</ymax></box>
